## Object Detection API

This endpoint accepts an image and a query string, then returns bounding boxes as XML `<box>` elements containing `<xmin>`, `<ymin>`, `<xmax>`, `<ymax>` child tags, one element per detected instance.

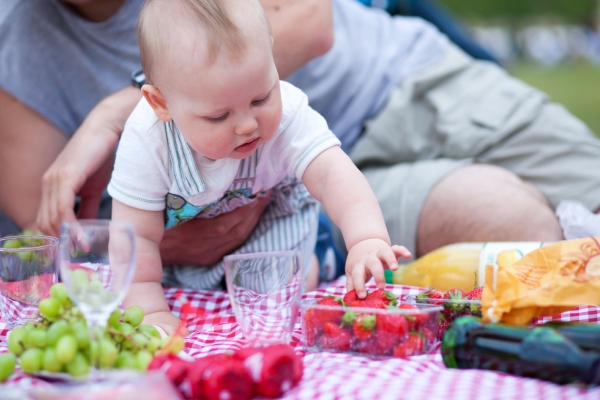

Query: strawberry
<box><xmin>343</xmin><ymin>289</ymin><xmax>368</xmax><ymax>307</ymax></box>
<box><xmin>466</xmin><ymin>287</ymin><xmax>483</xmax><ymax>300</ymax></box>
<box><xmin>186</xmin><ymin>354</ymin><xmax>253</xmax><ymax>400</ymax></box>
<box><xmin>469</xmin><ymin>302</ymin><xmax>482</xmax><ymax>316</ymax></box>
<box><xmin>416</xmin><ymin>288</ymin><xmax>444</xmax><ymax>305</ymax></box>
<box><xmin>443</xmin><ymin>288</ymin><xmax>467</xmax><ymax>312</ymax></box>
<box><xmin>321</xmin><ymin>322</ymin><xmax>352</xmax><ymax>351</ymax></box>
<box><xmin>302</xmin><ymin>309</ymin><xmax>320</xmax><ymax>347</ymax></box>
<box><xmin>356</xmin><ymin>337</ymin><xmax>381</xmax><ymax>355</ymax></box>
<box><xmin>235</xmin><ymin>344</ymin><xmax>303</xmax><ymax>398</ymax></box>
<box><xmin>147</xmin><ymin>354</ymin><xmax>190</xmax><ymax>387</ymax></box>
<box><xmin>397</xmin><ymin>303</ymin><xmax>417</xmax><ymax>310</ymax></box>
<box><xmin>375</xmin><ymin>313</ymin><xmax>409</xmax><ymax>352</ymax></box>
<box><xmin>353</xmin><ymin>314</ymin><xmax>376</xmax><ymax>340</ymax></box>
<box><xmin>313</xmin><ymin>296</ymin><xmax>344</xmax><ymax>328</ymax></box>
<box><xmin>392</xmin><ymin>334</ymin><xmax>424</xmax><ymax>358</ymax></box>
<box><xmin>365</xmin><ymin>289</ymin><xmax>398</xmax><ymax>308</ymax></box>
<box><xmin>438</xmin><ymin>319</ymin><xmax>451</xmax><ymax>339</ymax></box>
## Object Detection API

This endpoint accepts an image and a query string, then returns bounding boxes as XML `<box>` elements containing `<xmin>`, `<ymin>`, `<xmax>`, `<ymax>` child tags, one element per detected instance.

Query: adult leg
<box><xmin>417</xmin><ymin>164</ymin><xmax>563</xmax><ymax>256</ymax></box>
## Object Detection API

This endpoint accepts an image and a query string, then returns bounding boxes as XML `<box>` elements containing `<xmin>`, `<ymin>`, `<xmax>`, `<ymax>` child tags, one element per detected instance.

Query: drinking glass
<box><xmin>224</xmin><ymin>250</ymin><xmax>302</xmax><ymax>345</ymax></box>
<box><xmin>58</xmin><ymin>220</ymin><xmax>136</xmax><ymax>368</ymax></box>
<box><xmin>0</xmin><ymin>235</ymin><xmax>58</xmax><ymax>328</ymax></box>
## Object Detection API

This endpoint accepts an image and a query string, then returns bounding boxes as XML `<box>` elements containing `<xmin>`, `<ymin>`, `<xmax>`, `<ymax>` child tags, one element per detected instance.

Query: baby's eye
<box><xmin>251</xmin><ymin>93</ymin><xmax>270</xmax><ymax>106</ymax></box>
<box><xmin>205</xmin><ymin>113</ymin><xmax>229</xmax><ymax>122</ymax></box>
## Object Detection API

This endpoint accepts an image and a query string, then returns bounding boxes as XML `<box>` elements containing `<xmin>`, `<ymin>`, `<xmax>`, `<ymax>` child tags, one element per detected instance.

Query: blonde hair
<box><xmin>138</xmin><ymin>0</ymin><xmax>267</xmax><ymax>84</ymax></box>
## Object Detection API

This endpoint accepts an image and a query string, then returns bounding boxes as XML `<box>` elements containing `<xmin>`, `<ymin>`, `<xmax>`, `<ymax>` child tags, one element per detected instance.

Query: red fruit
<box><xmin>313</xmin><ymin>296</ymin><xmax>344</xmax><ymax>328</ymax></box>
<box><xmin>443</xmin><ymin>288</ymin><xmax>467</xmax><ymax>313</ymax></box>
<box><xmin>392</xmin><ymin>334</ymin><xmax>424</xmax><ymax>358</ymax></box>
<box><xmin>321</xmin><ymin>322</ymin><xmax>352</xmax><ymax>351</ymax></box>
<box><xmin>186</xmin><ymin>354</ymin><xmax>253</xmax><ymax>400</ymax></box>
<box><xmin>235</xmin><ymin>344</ymin><xmax>303</xmax><ymax>398</ymax></box>
<box><xmin>438</xmin><ymin>319</ymin><xmax>451</xmax><ymax>339</ymax></box>
<box><xmin>397</xmin><ymin>303</ymin><xmax>417</xmax><ymax>310</ymax></box>
<box><xmin>365</xmin><ymin>289</ymin><xmax>398</xmax><ymax>309</ymax></box>
<box><xmin>416</xmin><ymin>289</ymin><xmax>444</xmax><ymax>305</ymax></box>
<box><xmin>356</xmin><ymin>337</ymin><xmax>381</xmax><ymax>355</ymax></box>
<box><xmin>466</xmin><ymin>287</ymin><xmax>483</xmax><ymax>300</ymax></box>
<box><xmin>353</xmin><ymin>314</ymin><xmax>376</xmax><ymax>341</ymax></box>
<box><xmin>343</xmin><ymin>289</ymin><xmax>368</xmax><ymax>307</ymax></box>
<box><xmin>303</xmin><ymin>309</ymin><xmax>321</xmax><ymax>346</ymax></box>
<box><xmin>375</xmin><ymin>313</ymin><xmax>409</xmax><ymax>352</ymax></box>
<box><xmin>147</xmin><ymin>354</ymin><xmax>190</xmax><ymax>386</ymax></box>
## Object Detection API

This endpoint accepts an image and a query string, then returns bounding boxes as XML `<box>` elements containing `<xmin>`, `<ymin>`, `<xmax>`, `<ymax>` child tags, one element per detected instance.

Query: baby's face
<box><xmin>158</xmin><ymin>30</ymin><xmax>282</xmax><ymax>161</ymax></box>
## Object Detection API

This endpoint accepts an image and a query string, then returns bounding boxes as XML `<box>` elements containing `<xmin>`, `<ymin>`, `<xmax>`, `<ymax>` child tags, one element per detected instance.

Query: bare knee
<box><xmin>417</xmin><ymin>164</ymin><xmax>563</xmax><ymax>256</ymax></box>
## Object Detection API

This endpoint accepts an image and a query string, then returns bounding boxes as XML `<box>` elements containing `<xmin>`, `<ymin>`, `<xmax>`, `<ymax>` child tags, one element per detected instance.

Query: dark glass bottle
<box><xmin>442</xmin><ymin>317</ymin><xmax>600</xmax><ymax>386</ymax></box>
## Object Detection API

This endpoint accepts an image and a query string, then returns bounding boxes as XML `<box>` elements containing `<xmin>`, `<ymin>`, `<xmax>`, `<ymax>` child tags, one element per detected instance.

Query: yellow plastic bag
<box><xmin>482</xmin><ymin>236</ymin><xmax>600</xmax><ymax>325</ymax></box>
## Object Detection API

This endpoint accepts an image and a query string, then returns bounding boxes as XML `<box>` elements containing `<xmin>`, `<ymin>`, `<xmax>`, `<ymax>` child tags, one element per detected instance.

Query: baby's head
<box><xmin>138</xmin><ymin>0</ymin><xmax>282</xmax><ymax>160</ymax></box>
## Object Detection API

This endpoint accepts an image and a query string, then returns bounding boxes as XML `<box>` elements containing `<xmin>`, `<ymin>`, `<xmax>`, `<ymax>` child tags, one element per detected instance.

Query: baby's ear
<box><xmin>141</xmin><ymin>84</ymin><xmax>172</xmax><ymax>122</ymax></box>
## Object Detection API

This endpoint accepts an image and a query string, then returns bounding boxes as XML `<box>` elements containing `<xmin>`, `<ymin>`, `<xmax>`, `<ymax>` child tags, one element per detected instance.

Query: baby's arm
<box><xmin>111</xmin><ymin>199</ymin><xmax>187</xmax><ymax>336</ymax></box>
<box><xmin>302</xmin><ymin>147</ymin><xmax>411</xmax><ymax>298</ymax></box>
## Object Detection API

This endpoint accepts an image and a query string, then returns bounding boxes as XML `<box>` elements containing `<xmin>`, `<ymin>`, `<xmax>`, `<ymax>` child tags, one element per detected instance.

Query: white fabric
<box><xmin>108</xmin><ymin>81</ymin><xmax>340</xmax><ymax>212</ymax></box>
<box><xmin>556</xmin><ymin>200</ymin><xmax>600</xmax><ymax>240</ymax></box>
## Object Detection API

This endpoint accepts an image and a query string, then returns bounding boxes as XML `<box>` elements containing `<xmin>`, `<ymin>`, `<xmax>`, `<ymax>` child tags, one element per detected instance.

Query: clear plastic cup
<box><xmin>0</xmin><ymin>235</ymin><xmax>58</xmax><ymax>328</ymax></box>
<box><xmin>224</xmin><ymin>251</ymin><xmax>303</xmax><ymax>345</ymax></box>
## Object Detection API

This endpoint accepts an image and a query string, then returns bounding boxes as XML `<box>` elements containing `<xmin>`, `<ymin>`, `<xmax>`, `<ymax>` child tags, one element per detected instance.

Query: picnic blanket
<box><xmin>1</xmin><ymin>278</ymin><xmax>600</xmax><ymax>399</ymax></box>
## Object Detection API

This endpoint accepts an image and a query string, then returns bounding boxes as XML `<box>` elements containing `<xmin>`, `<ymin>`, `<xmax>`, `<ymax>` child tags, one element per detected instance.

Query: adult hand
<box><xmin>36</xmin><ymin>87</ymin><xmax>142</xmax><ymax>236</ymax></box>
<box><xmin>160</xmin><ymin>191</ymin><xmax>272</xmax><ymax>265</ymax></box>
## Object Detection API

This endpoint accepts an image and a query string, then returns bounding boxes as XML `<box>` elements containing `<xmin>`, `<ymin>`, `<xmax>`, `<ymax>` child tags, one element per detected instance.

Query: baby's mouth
<box><xmin>235</xmin><ymin>137</ymin><xmax>259</xmax><ymax>152</ymax></box>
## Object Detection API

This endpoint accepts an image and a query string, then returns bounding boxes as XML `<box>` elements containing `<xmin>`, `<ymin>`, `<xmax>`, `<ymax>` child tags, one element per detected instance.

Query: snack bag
<box><xmin>483</xmin><ymin>236</ymin><xmax>600</xmax><ymax>325</ymax></box>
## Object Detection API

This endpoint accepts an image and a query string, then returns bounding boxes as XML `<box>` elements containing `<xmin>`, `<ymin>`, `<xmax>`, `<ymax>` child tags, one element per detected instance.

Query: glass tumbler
<box><xmin>0</xmin><ymin>235</ymin><xmax>58</xmax><ymax>328</ymax></box>
<box><xmin>224</xmin><ymin>251</ymin><xmax>303</xmax><ymax>345</ymax></box>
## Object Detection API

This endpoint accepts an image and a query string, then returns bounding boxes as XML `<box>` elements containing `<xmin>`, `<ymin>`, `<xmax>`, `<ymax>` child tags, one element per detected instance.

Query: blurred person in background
<box><xmin>1</xmin><ymin>0</ymin><xmax>599</xmax><ymax>270</ymax></box>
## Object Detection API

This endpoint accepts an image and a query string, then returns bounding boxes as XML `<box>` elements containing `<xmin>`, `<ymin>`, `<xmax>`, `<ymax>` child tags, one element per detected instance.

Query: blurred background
<box><xmin>433</xmin><ymin>0</ymin><xmax>600</xmax><ymax>136</ymax></box>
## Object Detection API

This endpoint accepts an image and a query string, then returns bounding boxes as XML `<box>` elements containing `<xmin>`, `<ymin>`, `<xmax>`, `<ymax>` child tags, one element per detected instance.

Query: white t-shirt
<box><xmin>108</xmin><ymin>81</ymin><xmax>340</xmax><ymax>219</ymax></box>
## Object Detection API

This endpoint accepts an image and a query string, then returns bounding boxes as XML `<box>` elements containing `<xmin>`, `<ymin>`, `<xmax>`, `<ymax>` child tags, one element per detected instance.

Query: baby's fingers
<box><xmin>366</xmin><ymin>255</ymin><xmax>386</xmax><ymax>290</ymax></box>
<box><xmin>391</xmin><ymin>245</ymin><xmax>412</xmax><ymax>260</ymax></box>
<box><xmin>379</xmin><ymin>247</ymin><xmax>401</xmax><ymax>272</ymax></box>
<box><xmin>350</xmin><ymin>262</ymin><xmax>368</xmax><ymax>299</ymax></box>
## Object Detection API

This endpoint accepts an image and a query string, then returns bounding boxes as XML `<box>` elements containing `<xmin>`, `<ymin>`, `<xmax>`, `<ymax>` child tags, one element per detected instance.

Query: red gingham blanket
<box><xmin>1</xmin><ymin>278</ymin><xmax>600</xmax><ymax>399</ymax></box>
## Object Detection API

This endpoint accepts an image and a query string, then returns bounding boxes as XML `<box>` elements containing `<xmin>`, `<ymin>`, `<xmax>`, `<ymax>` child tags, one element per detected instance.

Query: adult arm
<box><xmin>261</xmin><ymin>0</ymin><xmax>334</xmax><ymax>78</ymax></box>
<box><xmin>0</xmin><ymin>88</ymin><xmax>68</xmax><ymax>232</ymax></box>
<box><xmin>37</xmin><ymin>86</ymin><xmax>142</xmax><ymax>236</ymax></box>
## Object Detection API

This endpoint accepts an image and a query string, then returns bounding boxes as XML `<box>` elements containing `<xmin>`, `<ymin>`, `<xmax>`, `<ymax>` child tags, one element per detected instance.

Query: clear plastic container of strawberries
<box><xmin>301</xmin><ymin>289</ymin><xmax>442</xmax><ymax>358</ymax></box>
<box><xmin>409</xmin><ymin>287</ymin><xmax>483</xmax><ymax>340</ymax></box>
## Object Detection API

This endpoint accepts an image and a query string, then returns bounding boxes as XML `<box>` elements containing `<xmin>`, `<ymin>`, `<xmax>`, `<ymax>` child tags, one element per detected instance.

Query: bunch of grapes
<box><xmin>0</xmin><ymin>283</ymin><xmax>184</xmax><ymax>381</ymax></box>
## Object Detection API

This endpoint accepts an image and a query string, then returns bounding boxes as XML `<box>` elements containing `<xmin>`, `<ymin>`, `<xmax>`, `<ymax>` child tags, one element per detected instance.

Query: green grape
<box><xmin>108</xmin><ymin>309</ymin><xmax>122</xmax><ymax>329</ymax></box>
<box><xmin>23</xmin><ymin>323</ymin><xmax>35</xmax><ymax>332</ymax></box>
<box><xmin>88</xmin><ymin>278</ymin><xmax>103</xmax><ymax>292</ymax></box>
<box><xmin>72</xmin><ymin>322</ymin><xmax>90</xmax><ymax>350</ymax></box>
<box><xmin>20</xmin><ymin>348</ymin><xmax>44</xmax><ymax>374</ymax></box>
<box><xmin>42</xmin><ymin>348</ymin><xmax>62</xmax><ymax>373</ymax></box>
<box><xmin>47</xmin><ymin>320</ymin><xmax>71</xmax><ymax>346</ymax></box>
<box><xmin>55</xmin><ymin>335</ymin><xmax>77</xmax><ymax>364</ymax></box>
<box><xmin>0</xmin><ymin>352</ymin><xmax>16</xmax><ymax>382</ymax></box>
<box><xmin>38</xmin><ymin>297</ymin><xmax>61</xmax><ymax>319</ymax></box>
<box><xmin>132</xmin><ymin>333</ymin><xmax>149</xmax><ymax>349</ymax></box>
<box><xmin>1</xmin><ymin>238</ymin><xmax>21</xmax><ymax>249</ymax></box>
<box><xmin>116</xmin><ymin>351</ymin><xmax>137</xmax><ymax>369</ymax></box>
<box><xmin>138</xmin><ymin>325</ymin><xmax>161</xmax><ymax>339</ymax></box>
<box><xmin>28</xmin><ymin>329</ymin><xmax>48</xmax><ymax>348</ymax></box>
<box><xmin>99</xmin><ymin>340</ymin><xmax>119</xmax><ymax>368</ymax></box>
<box><xmin>7</xmin><ymin>326</ymin><xmax>27</xmax><ymax>355</ymax></box>
<box><xmin>66</xmin><ymin>352</ymin><xmax>89</xmax><ymax>377</ymax></box>
<box><xmin>69</xmin><ymin>269</ymin><xmax>89</xmax><ymax>291</ymax></box>
<box><xmin>135</xmin><ymin>350</ymin><xmax>153</xmax><ymax>371</ymax></box>
<box><xmin>49</xmin><ymin>283</ymin><xmax>70</xmax><ymax>305</ymax></box>
<box><xmin>16</xmin><ymin>251</ymin><xmax>33</xmax><ymax>262</ymax></box>
<box><xmin>147</xmin><ymin>337</ymin><xmax>161</xmax><ymax>353</ymax></box>
<box><xmin>117</xmin><ymin>322</ymin><xmax>135</xmax><ymax>337</ymax></box>
<box><xmin>123</xmin><ymin>306</ymin><xmax>144</xmax><ymax>328</ymax></box>
<box><xmin>87</xmin><ymin>341</ymin><xmax>99</xmax><ymax>367</ymax></box>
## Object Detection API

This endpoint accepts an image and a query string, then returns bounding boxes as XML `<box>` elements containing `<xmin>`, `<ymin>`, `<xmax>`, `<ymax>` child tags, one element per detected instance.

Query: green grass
<box><xmin>509</xmin><ymin>60</ymin><xmax>600</xmax><ymax>137</ymax></box>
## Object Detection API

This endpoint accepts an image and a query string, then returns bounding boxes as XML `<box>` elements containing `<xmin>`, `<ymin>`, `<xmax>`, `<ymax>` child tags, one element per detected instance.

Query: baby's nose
<box><xmin>235</xmin><ymin>116</ymin><xmax>259</xmax><ymax>136</ymax></box>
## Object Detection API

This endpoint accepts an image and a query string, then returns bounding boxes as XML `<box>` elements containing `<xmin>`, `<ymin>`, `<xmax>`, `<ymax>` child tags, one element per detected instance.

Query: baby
<box><xmin>108</xmin><ymin>0</ymin><xmax>410</xmax><ymax>334</ymax></box>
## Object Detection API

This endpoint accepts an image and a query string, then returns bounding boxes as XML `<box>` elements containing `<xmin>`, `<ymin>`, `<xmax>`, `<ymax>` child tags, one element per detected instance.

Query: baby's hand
<box><xmin>142</xmin><ymin>310</ymin><xmax>189</xmax><ymax>337</ymax></box>
<box><xmin>345</xmin><ymin>239</ymin><xmax>411</xmax><ymax>299</ymax></box>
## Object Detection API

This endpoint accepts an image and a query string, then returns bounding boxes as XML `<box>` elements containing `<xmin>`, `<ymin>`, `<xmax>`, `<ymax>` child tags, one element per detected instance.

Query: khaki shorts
<box><xmin>335</xmin><ymin>42</ymin><xmax>600</xmax><ymax>257</ymax></box>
